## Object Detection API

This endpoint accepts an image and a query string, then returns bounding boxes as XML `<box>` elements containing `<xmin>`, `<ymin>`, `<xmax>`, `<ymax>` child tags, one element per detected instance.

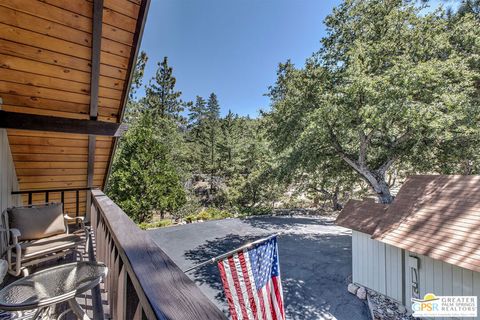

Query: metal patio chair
<box><xmin>0</xmin><ymin>202</ymin><xmax>88</xmax><ymax>277</ymax></box>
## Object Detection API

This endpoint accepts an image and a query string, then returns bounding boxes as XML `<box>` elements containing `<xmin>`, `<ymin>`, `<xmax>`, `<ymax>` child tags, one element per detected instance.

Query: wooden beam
<box><xmin>89</xmin><ymin>0</ymin><xmax>103</xmax><ymax>120</ymax></box>
<box><xmin>87</xmin><ymin>135</ymin><xmax>96</xmax><ymax>187</ymax></box>
<box><xmin>0</xmin><ymin>111</ymin><xmax>127</xmax><ymax>136</ymax></box>
<box><xmin>104</xmin><ymin>0</ymin><xmax>151</xmax><ymax>189</ymax></box>
<box><xmin>88</xmin><ymin>0</ymin><xmax>103</xmax><ymax>210</ymax></box>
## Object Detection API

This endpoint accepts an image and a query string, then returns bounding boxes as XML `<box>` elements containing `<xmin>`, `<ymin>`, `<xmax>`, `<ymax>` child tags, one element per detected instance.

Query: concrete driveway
<box><xmin>148</xmin><ymin>215</ymin><xmax>370</xmax><ymax>320</ymax></box>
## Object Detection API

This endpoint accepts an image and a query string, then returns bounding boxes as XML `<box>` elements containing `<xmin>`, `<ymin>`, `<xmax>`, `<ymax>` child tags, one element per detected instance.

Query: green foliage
<box><xmin>138</xmin><ymin>219</ymin><xmax>173</xmax><ymax>230</ymax></box>
<box><xmin>107</xmin><ymin>54</ymin><xmax>187</xmax><ymax>224</ymax></box>
<box><xmin>107</xmin><ymin>114</ymin><xmax>186</xmax><ymax>223</ymax></box>
<box><xmin>110</xmin><ymin>1</ymin><xmax>480</xmax><ymax>223</ymax></box>
<box><xmin>225</xmin><ymin>118</ymin><xmax>282</xmax><ymax>208</ymax></box>
<box><xmin>238</xmin><ymin>207</ymin><xmax>273</xmax><ymax>217</ymax></box>
<box><xmin>265</xmin><ymin>0</ymin><xmax>480</xmax><ymax>203</ymax></box>
<box><xmin>145</xmin><ymin>57</ymin><xmax>185</xmax><ymax>123</ymax></box>
<box><xmin>184</xmin><ymin>208</ymin><xmax>234</xmax><ymax>223</ymax></box>
<box><xmin>123</xmin><ymin>51</ymin><xmax>148</xmax><ymax>124</ymax></box>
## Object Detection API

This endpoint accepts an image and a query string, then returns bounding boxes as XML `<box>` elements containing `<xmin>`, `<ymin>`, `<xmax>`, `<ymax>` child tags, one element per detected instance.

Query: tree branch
<box><xmin>358</xmin><ymin>129</ymin><xmax>373</xmax><ymax>166</ymax></box>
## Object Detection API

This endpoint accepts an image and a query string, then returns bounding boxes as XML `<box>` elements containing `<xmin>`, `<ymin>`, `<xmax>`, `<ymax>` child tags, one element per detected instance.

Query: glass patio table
<box><xmin>0</xmin><ymin>261</ymin><xmax>107</xmax><ymax>320</ymax></box>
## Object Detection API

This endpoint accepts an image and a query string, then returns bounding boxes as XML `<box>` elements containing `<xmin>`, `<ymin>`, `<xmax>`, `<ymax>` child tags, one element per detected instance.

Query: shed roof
<box><xmin>373</xmin><ymin>175</ymin><xmax>480</xmax><ymax>273</ymax></box>
<box><xmin>335</xmin><ymin>199</ymin><xmax>389</xmax><ymax>235</ymax></box>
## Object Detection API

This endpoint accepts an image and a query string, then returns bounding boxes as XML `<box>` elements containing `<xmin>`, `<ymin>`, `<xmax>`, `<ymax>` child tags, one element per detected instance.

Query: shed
<box><xmin>337</xmin><ymin>175</ymin><xmax>480</xmax><ymax>317</ymax></box>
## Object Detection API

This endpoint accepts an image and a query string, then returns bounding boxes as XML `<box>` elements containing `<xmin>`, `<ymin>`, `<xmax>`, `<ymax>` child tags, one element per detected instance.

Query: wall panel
<box><xmin>352</xmin><ymin>231</ymin><xmax>403</xmax><ymax>302</ymax></box>
<box><xmin>0</xmin><ymin>129</ymin><xmax>21</xmax><ymax>255</ymax></box>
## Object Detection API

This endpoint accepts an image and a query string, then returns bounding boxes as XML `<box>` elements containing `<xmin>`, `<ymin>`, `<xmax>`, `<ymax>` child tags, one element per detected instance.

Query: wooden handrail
<box><xmin>90</xmin><ymin>189</ymin><xmax>226</xmax><ymax>320</ymax></box>
<box><xmin>11</xmin><ymin>187</ymin><xmax>92</xmax><ymax>217</ymax></box>
<box><xmin>11</xmin><ymin>187</ymin><xmax>92</xmax><ymax>195</ymax></box>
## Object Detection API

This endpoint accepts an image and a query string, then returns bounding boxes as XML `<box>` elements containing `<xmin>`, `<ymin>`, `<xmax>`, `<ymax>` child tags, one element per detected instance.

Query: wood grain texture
<box><xmin>1</xmin><ymin>0</ymin><xmax>146</xmax><ymax>194</ymax></box>
<box><xmin>0</xmin><ymin>111</ymin><xmax>127</xmax><ymax>136</ymax></box>
<box><xmin>91</xmin><ymin>190</ymin><xmax>226</xmax><ymax>320</ymax></box>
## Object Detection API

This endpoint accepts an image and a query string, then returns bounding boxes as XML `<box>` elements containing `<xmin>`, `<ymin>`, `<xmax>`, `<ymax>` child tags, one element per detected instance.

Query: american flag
<box><xmin>217</xmin><ymin>236</ymin><xmax>285</xmax><ymax>320</ymax></box>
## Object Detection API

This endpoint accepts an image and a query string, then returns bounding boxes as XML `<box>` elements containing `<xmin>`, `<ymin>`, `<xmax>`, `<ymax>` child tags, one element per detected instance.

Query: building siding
<box><xmin>0</xmin><ymin>129</ymin><xmax>21</xmax><ymax>254</ymax></box>
<box><xmin>353</xmin><ymin>231</ymin><xmax>480</xmax><ymax>319</ymax></box>
<box><xmin>405</xmin><ymin>251</ymin><xmax>480</xmax><ymax>320</ymax></box>
<box><xmin>352</xmin><ymin>231</ymin><xmax>403</xmax><ymax>302</ymax></box>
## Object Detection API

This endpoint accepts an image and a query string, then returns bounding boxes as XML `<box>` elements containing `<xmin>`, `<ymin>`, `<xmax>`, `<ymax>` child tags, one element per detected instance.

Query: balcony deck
<box><xmin>0</xmin><ymin>189</ymin><xmax>226</xmax><ymax>320</ymax></box>
<box><xmin>0</xmin><ymin>225</ymin><xmax>110</xmax><ymax>319</ymax></box>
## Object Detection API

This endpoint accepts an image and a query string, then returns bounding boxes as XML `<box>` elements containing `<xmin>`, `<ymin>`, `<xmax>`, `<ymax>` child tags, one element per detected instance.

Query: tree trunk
<box><xmin>340</xmin><ymin>156</ymin><xmax>394</xmax><ymax>204</ymax></box>
<box><xmin>331</xmin><ymin>186</ymin><xmax>343</xmax><ymax>211</ymax></box>
<box><xmin>357</xmin><ymin>167</ymin><xmax>394</xmax><ymax>204</ymax></box>
<box><xmin>374</xmin><ymin>181</ymin><xmax>393</xmax><ymax>204</ymax></box>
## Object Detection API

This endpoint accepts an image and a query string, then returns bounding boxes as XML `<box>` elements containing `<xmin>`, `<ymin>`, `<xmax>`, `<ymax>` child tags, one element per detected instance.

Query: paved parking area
<box><xmin>148</xmin><ymin>216</ymin><xmax>370</xmax><ymax>320</ymax></box>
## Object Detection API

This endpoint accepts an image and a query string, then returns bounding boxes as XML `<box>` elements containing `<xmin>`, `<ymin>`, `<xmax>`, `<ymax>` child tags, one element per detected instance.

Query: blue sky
<box><xmin>138</xmin><ymin>0</ymin><xmax>459</xmax><ymax>117</ymax></box>
<box><xmin>138</xmin><ymin>0</ymin><xmax>338</xmax><ymax>117</ymax></box>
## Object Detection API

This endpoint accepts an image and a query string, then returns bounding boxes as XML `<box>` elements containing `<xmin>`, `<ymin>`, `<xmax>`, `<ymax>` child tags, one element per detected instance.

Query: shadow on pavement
<box><xmin>184</xmin><ymin>227</ymin><xmax>369</xmax><ymax>320</ymax></box>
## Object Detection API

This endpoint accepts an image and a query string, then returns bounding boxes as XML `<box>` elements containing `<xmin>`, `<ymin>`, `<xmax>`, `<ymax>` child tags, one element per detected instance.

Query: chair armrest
<box><xmin>64</xmin><ymin>215</ymin><xmax>85</xmax><ymax>222</ymax></box>
<box><xmin>64</xmin><ymin>215</ymin><xmax>85</xmax><ymax>230</ymax></box>
<box><xmin>9</xmin><ymin>228</ymin><xmax>21</xmax><ymax>245</ymax></box>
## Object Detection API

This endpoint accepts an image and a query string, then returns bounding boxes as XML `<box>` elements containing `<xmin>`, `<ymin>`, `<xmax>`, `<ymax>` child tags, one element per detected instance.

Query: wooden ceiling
<box><xmin>0</xmin><ymin>0</ymin><xmax>149</xmax><ymax>214</ymax></box>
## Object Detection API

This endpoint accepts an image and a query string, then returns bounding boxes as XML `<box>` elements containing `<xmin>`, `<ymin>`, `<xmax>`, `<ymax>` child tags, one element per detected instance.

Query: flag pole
<box><xmin>183</xmin><ymin>233</ymin><xmax>279</xmax><ymax>273</ymax></box>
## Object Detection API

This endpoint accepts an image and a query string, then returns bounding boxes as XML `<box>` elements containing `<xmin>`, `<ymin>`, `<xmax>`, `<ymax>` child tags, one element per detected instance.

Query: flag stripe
<box><xmin>270</xmin><ymin>279</ymin><xmax>282</xmax><ymax>320</ymax></box>
<box><xmin>238</xmin><ymin>250</ymin><xmax>260</xmax><ymax>320</ymax></box>
<box><xmin>221</xmin><ymin>259</ymin><xmax>243</xmax><ymax>320</ymax></box>
<box><xmin>261</xmin><ymin>285</ymin><xmax>271</xmax><ymax>318</ymax></box>
<box><xmin>228</xmin><ymin>256</ymin><xmax>250</xmax><ymax>320</ymax></box>
<box><xmin>233</xmin><ymin>254</ymin><xmax>255</xmax><ymax>320</ymax></box>
<box><xmin>272</xmin><ymin>277</ymin><xmax>285</xmax><ymax>319</ymax></box>
<box><xmin>257</xmin><ymin>288</ymin><xmax>267</xmax><ymax>320</ymax></box>
<box><xmin>266</xmin><ymin>280</ymin><xmax>278</xmax><ymax>320</ymax></box>
<box><xmin>217</xmin><ymin>237</ymin><xmax>285</xmax><ymax>320</ymax></box>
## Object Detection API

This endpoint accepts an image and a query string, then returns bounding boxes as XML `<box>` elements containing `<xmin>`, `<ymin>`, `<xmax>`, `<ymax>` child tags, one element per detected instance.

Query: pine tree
<box><xmin>205</xmin><ymin>93</ymin><xmax>221</xmax><ymax>185</ymax></box>
<box><xmin>107</xmin><ymin>114</ymin><xmax>186</xmax><ymax>222</ymax></box>
<box><xmin>218</xmin><ymin>110</ymin><xmax>239</xmax><ymax>177</ymax></box>
<box><xmin>123</xmin><ymin>51</ymin><xmax>148</xmax><ymax>124</ymax></box>
<box><xmin>145</xmin><ymin>57</ymin><xmax>184</xmax><ymax>123</ymax></box>
<box><xmin>186</xmin><ymin>96</ymin><xmax>209</xmax><ymax>172</ymax></box>
<box><xmin>188</xmin><ymin>96</ymin><xmax>207</xmax><ymax>140</ymax></box>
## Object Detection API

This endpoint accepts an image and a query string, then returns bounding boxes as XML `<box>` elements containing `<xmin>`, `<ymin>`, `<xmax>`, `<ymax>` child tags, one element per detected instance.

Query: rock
<box><xmin>386</xmin><ymin>308</ymin><xmax>394</xmax><ymax>315</ymax></box>
<box><xmin>398</xmin><ymin>305</ymin><xmax>407</xmax><ymax>314</ymax></box>
<box><xmin>348</xmin><ymin>283</ymin><xmax>359</xmax><ymax>295</ymax></box>
<box><xmin>356</xmin><ymin>287</ymin><xmax>367</xmax><ymax>300</ymax></box>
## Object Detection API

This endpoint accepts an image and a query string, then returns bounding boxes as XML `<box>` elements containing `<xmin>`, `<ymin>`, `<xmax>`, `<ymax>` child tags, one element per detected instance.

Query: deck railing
<box><xmin>90</xmin><ymin>189</ymin><xmax>226</xmax><ymax>320</ymax></box>
<box><xmin>11</xmin><ymin>187</ymin><xmax>92</xmax><ymax>218</ymax></box>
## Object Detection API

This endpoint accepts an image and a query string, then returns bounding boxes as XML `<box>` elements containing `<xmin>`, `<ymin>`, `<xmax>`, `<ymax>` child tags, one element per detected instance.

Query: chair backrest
<box><xmin>7</xmin><ymin>203</ymin><xmax>66</xmax><ymax>241</ymax></box>
<box><xmin>0</xmin><ymin>209</ymin><xmax>10</xmax><ymax>258</ymax></box>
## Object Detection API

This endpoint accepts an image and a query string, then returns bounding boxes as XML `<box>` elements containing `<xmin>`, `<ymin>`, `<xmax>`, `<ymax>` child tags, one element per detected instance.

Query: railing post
<box><xmin>88</xmin><ymin>200</ymin><xmax>105</xmax><ymax>320</ymax></box>
<box><xmin>75</xmin><ymin>190</ymin><xmax>79</xmax><ymax>218</ymax></box>
<box><xmin>126</xmin><ymin>274</ymin><xmax>141</xmax><ymax>320</ymax></box>
<box><xmin>117</xmin><ymin>264</ymin><xmax>127</xmax><ymax>319</ymax></box>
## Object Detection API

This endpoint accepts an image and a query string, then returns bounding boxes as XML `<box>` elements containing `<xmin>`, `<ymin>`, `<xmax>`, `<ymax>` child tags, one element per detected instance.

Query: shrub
<box><xmin>138</xmin><ymin>219</ymin><xmax>173</xmax><ymax>230</ymax></box>
<box><xmin>239</xmin><ymin>207</ymin><xmax>272</xmax><ymax>217</ymax></box>
<box><xmin>185</xmin><ymin>214</ymin><xmax>197</xmax><ymax>223</ymax></box>
<box><xmin>196</xmin><ymin>210</ymin><xmax>211</xmax><ymax>221</ymax></box>
<box><xmin>186</xmin><ymin>207</ymin><xmax>234</xmax><ymax>222</ymax></box>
